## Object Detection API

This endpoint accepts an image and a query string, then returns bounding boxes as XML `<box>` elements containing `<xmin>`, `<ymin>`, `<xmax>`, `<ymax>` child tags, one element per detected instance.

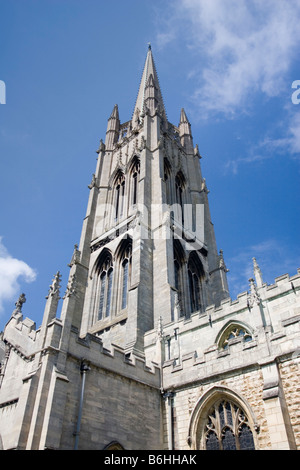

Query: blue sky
<box><xmin>0</xmin><ymin>0</ymin><xmax>300</xmax><ymax>331</ymax></box>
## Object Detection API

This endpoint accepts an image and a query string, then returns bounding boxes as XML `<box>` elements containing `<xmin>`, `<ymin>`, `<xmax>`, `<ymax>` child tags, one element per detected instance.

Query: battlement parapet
<box><xmin>70</xmin><ymin>328</ymin><xmax>161</xmax><ymax>390</ymax></box>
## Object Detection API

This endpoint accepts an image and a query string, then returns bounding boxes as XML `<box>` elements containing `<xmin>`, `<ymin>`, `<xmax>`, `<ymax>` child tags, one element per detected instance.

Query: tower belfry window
<box><xmin>173</xmin><ymin>240</ymin><xmax>185</xmax><ymax>318</ymax></box>
<box><xmin>118</xmin><ymin>241</ymin><xmax>132</xmax><ymax>311</ymax></box>
<box><xmin>130</xmin><ymin>158</ymin><xmax>140</xmax><ymax>207</ymax></box>
<box><xmin>114</xmin><ymin>173</ymin><xmax>125</xmax><ymax>221</ymax></box>
<box><xmin>94</xmin><ymin>254</ymin><xmax>114</xmax><ymax>321</ymax></box>
<box><xmin>188</xmin><ymin>253</ymin><xmax>204</xmax><ymax>314</ymax></box>
<box><xmin>175</xmin><ymin>172</ymin><xmax>185</xmax><ymax>226</ymax></box>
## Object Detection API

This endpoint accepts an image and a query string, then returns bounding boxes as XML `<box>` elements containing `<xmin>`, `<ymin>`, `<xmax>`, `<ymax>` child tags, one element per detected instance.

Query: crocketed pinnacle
<box><xmin>132</xmin><ymin>46</ymin><xmax>167</xmax><ymax>121</ymax></box>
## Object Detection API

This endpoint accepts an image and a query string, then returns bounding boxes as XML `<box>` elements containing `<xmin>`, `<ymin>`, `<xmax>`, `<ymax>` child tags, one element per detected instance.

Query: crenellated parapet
<box><xmin>145</xmin><ymin>267</ymin><xmax>300</xmax><ymax>390</ymax></box>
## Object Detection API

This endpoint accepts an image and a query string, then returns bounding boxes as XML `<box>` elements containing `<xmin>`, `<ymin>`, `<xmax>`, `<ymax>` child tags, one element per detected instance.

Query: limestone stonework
<box><xmin>0</xmin><ymin>47</ymin><xmax>299</xmax><ymax>450</ymax></box>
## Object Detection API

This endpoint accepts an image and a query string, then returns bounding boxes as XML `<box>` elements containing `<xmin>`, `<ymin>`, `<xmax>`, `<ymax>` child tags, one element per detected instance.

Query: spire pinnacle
<box><xmin>132</xmin><ymin>47</ymin><xmax>166</xmax><ymax>122</ymax></box>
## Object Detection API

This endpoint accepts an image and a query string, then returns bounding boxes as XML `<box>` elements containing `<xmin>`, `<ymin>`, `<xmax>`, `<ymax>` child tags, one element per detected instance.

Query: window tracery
<box><xmin>188</xmin><ymin>252</ymin><xmax>204</xmax><ymax>314</ymax></box>
<box><xmin>130</xmin><ymin>158</ymin><xmax>140</xmax><ymax>206</ymax></box>
<box><xmin>221</xmin><ymin>326</ymin><xmax>252</xmax><ymax>350</ymax></box>
<box><xmin>173</xmin><ymin>240</ymin><xmax>185</xmax><ymax>317</ymax></box>
<box><xmin>94</xmin><ymin>255</ymin><xmax>114</xmax><ymax>321</ymax></box>
<box><xmin>114</xmin><ymin>172</ymin><xmax>125</xmax><ymax>221</ymax></box>
<box><xmin>204</xmin><ymin>400</ymin><xmax>255</xmax><ymax>450</ymax></box>
<box><xmin>120</xmin><ymin>243</ymin><xmax>132</xmax><ymax>310</ymax></box>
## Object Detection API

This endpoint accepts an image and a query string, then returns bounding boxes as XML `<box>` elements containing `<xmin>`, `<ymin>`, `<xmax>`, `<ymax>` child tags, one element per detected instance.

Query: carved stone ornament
<box><xmin>68</xmin><ymin>244</ymin><xmax>81</xmax><ymax>267</ymax></box>
<box><xmin>247</xmin><ymin>278</ymin><xmax>261</xmax><ymax>309</ymax></box>
<box><xmin>46</xmin><ymin>272</ymin><xmax>61</xmax><ymax>299</ymax></box>
<box><xmin>63</xmin><ymin>274</ymin><xmax>77</xmax><ymax>299</ymax></box>
<box><xmin>14</xmin><ymin>293</ymin><xmax>26</xmax><ymax>313</ymax></box>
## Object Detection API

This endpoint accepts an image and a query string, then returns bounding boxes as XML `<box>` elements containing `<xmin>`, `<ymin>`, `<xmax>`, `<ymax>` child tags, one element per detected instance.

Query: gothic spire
<box><xmin>105</xmin><ymin>104</ymin><xmax>120</xmax><ymax>149</ymax></box>
<box><xmin>178</xmin><ymin>108</ymin><xmax>193</xmax><ymax>151</ymax></box>
<box><xmin>132</xmin><ymin>45</ymin><xmax>167</xmax><ymax>121</ymax></box>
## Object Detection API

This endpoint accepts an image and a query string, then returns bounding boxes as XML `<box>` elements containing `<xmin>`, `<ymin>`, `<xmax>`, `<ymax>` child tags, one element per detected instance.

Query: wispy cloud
<box><xmin>0</xmin><ymin>237</ymin><xmax>37</xmax><ymax>316</ymax></box>
<box><xmin>227</xmin><ymin>239</ymin><xmax>300</xmax><ymax>299</ymax></box>
<box><xmin>260</xmin><ymin>112</ymin><xmax>300</xmax><ymax>156</ymax></box>
<box><xmin>155</xmin><ymin>0</ymin><xmax>300</xmax><ymax>117</ymax></box>
<box><xmin>224</xmin><ymin>108</ymin><xmax>300</xmax><ymax>174</ymax></box>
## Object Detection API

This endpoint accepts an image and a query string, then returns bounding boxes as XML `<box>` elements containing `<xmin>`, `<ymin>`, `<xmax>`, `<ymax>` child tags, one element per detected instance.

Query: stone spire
<box><xmin>178</xmin><ymin>108</ymin><xmax>193</xmax><ymax>152</ymax></box>
<box><xmin>105</xmin><ymin>104</ymin><xmax>120</xmax><ymax>150</ymax></box>
<box><xmin>132</xmin><ymin>45</ymin><xmax>167</xmax><ymax>122</ymax></box>
<box><xmin>253</xmin><ymin>257</ymin><xmax>263</xmax><ymax>288</ymax></box>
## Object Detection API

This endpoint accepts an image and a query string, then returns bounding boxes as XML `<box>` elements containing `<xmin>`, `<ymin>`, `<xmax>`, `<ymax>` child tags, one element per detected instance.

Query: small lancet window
<box><xmin>187</xmin><ymin>252</ymin><xmax>204</xmax><ymax>314</ymax></box>
<box><xmin>173</xmin><ymin>240</ymin><xmax>185</xmax><ymax>318</ymax></box>
<box><xmin>120</xmin><ymin>242</ymin><xmax>132</xmax><ymax>310</ymax></box>
<box><xmin>164</xmin><ymin>158</ymin><xmax>172</xmax><ymax>205</ymax></box>
<box><xmin>114</xmin><ymin>173</ymin><xmax>125</xmax><ymax>221</ymax></box>
<box><xmin>130</xmin><ymin>158</ymin><xmax>140</xmax><ymax>206</ymax></box>
<box><xmin>94</xmin><ymin>255</ymin><xmax>114</xmax><ymax>321</ymax></box>
<box><xmin>175</xmin><ymin>172</ymin><xmax>185</xmax><ymax>226</ymax></box>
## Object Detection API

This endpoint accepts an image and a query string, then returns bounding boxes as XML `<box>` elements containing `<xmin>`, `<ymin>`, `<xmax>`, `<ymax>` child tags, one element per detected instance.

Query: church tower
<box><xmin>68</xmin><ymin>45</ymin><xmax>229</xmax><ymax>358</ymax></box>
<box><xmin>1</xmin><ymin>46</ymin><xmax>300</xmax><ymax>452</ymax></box>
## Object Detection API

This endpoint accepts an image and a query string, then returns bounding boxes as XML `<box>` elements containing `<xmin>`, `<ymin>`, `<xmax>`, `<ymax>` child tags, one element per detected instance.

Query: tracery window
<box><xmin>175</xmin><ymin>172</ymin><xmax>185</xmax><ymax>226</ymax></box>
<box><xmin>114</xmin><ymin>172</ymin><xmax>125</xmax><ymax>221</ymax></box>
<box><xmin>173</xmin><ymin>240</ymin><xmax>185</xmax><ymax>317</ymax></box>
<box><xmin>221</xmin><ymin>326</ymin><xmax>252</xmax><ymax>350</ymax></box>
<box><xmin>94</xmin><ymin>254</ymin><xmax>114</xmax><ymax>321</ymax></box>
<box><xmin>120</xmin><ymin>243</ymin><xmax>132</xmax><ymax>310</ymax></box>
<box><xmin>187</xmin><ymin>252</ymin><xmax>204</xmax><ymax>314</ymax></box>
<box><xmin>164</xmin><ymin>158</ymin><xmax>172</xmax><ymax>205</ymax></box>
<box><xmin>130</xmin><ymin>158</ymin><xmax>140</xmax><ymax>206</ymax></box>
<box><xmin>204</xmin><ymin>400</ymin><xmax>255</xmax><ymax>450</ymax></box>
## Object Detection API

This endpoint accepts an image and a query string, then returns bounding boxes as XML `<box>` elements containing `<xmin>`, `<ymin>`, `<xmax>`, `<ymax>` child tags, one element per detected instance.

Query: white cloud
<box><xmin>156</xmin><ymin>0</ymin><xmax>300</xmax><ymax>116</ymax></box>
<box><xmin>0</xmin><ymin>237</ymin><xmax>37</xmax><ymax>315</ymax></box>
<box><xmin>227</xmin><ymin>239</ymin><xmax>300</xmax><ymax>299</ymax></box>
<box><xmin>263</xmin><ymin>112</ymin><xmax>300</xmax><ymax>156</ymax></box>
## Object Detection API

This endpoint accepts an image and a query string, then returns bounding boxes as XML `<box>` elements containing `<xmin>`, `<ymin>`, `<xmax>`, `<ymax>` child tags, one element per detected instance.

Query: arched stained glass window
<box><xmin>173</xmin><ymin>240</ymin><xmax>185</xmax><ymax>318</ymax></box>
<box><xmin>105</xmin><ymin>268</ymin><xmax>113</xmax><ymax>317</ymax></box>
<box><xmin>119</xmin><ymin>241</ymin><xmax>132</xmax><ymax>311</ymax></box>
<box><xmin>221</xmin><ymin>326</ymin><xmax>253</xmax><ymax>350</ymax></box>
<box><xmin>175</xmin><ymin>172</ymin><xmax>185</xmax><ymax>226</ymax></box>
<box><xmin>130</xmin><ymin>158</ymin><xmax>140</xmax><ymax>207</ymax></box>
<box><xmin>94</xmin><ymin>254</ymin><xmax>114</xmax><ymax>321</ymax></box>
<box><xmin>203</xmin><ymin>400</ymin><xmax>255</xmax><ymax>450</ymax></box>
<box><xmin>164</xmin><ymin>158</ymin><xmax>172</xmax><ymax>205</ymax></box>
<box><xmin>121</xmin><ymin>259</ymin><xmax>129</xmax><ymax>310</ymax></box>
<box><xmin>114</xmin><ymin>172</ymin><xmax>125</xmax><ymax>221</ymax></box>
<box><xmin>188</xmin><ymin>252</ymin><xmax>204</xmax><ymax>314</ymax></box>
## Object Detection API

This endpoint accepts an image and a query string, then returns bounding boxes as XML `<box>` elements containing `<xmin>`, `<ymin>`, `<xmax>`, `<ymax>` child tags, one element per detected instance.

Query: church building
<box><xmin>0</xmin><ymin>47</ymin><xmax>299</xmax><ymax>450</ymax></box>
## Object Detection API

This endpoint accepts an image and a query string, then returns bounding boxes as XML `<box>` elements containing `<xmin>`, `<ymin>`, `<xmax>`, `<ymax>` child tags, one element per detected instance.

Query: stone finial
<box><xmin>156</xmin><ymin>316</ymin><xmax>164</xmax><ymax>340</ymax></box>
<box><xmin>88</xmin><ymin>173</ymin><xmax>96</xmax><ymax>190</ymax></box>
<box><xmin>68</xmin><ymin>244</ymin><xmax>81</xmax><ymax>267</ymax></box>
<box><xmin>96</xmin><ymin>139</ymin><xmax>105</xmax><ymax>154</ymax></box>
<box><xmin>247</xmin><ymin>278</ymin><xmax>261</xmax><ymax>310</ymax></box>
<box><xmin>14</xmin><ymin>293</ymin><xmax>26</xmax><ymax>313</ymax></box>
<box><xmin>253</xmin><ymin>257</ymin><xmax>263</xmax><ymax>288</ymax></box>
<box><xmin>46</xmin><ymin>272</ymin><xmax>61</xmax><ymax>300</ymax></box>
<box><xmin>63</xmin><ymin>274</ymin><xmax>77</xmax><ymax>299</ymax></box>
<box><xmin>219</xmin><ymin>250</ymin><xmax>229</xmax><ymax>272</ymax></box>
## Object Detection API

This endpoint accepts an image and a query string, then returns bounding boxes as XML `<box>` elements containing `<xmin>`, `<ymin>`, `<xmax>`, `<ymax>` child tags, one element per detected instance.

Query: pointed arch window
<box><xmin>164</xmin><ymin>158</ymin><xmax>172</xmax><ymax>205</ymax></box>
<box><xmin>175</xmin><ymin>172</ymin><xmax>186</xmax><ymax>226</ymax></box>
<box><xmin>117</xmin><ymin>240</ymin><xmax>132</xmax><ymax>311</ymax></box>
<box><xmin>188</xmin><ymin>252</ymin><xmax>204</xmax><ymax>314</ymax></box>
<box><xmin>94</xmin><ymin>254</ymin><xmax>114</xmax><ymax>321</ymax></box>
<box><xmin>219</xmin><ymin>325</ymin><xmax>253</xmax><ymax>350</ymax></box>
<box><xmin>130</xmin><ymin>158</ymin><xmax>140</xmax><ymax>207</ymax></box>
<box><xmin>114</xmin><ymin>172</ymin><xmax>125</xmax><ymax>221</ymax></box>
<box><xmin>173</xmin><ymin>240</ymin><xmax>185</xmax><ymax>318</ymax></box>
<box><xmin>203</xmin><ymin>400</ymin><xmax>255</xmax><ymax>450</ymax></box>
